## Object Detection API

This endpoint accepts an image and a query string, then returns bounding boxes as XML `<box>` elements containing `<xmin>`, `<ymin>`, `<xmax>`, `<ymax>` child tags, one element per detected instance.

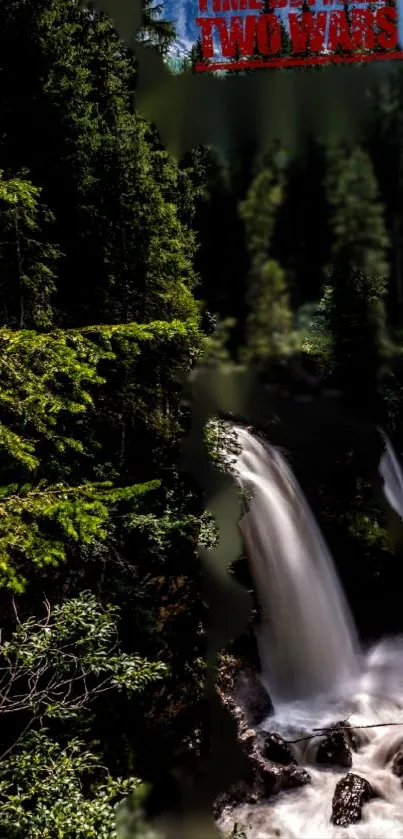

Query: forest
<box><xmin>0</xmin><ymin>0</ymin><xmax>403</xmax><ymax>837</ymax></box>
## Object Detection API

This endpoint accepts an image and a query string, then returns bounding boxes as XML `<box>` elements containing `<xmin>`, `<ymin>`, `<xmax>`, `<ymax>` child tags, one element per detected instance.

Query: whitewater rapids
<box><xmin>220</xmin><ymin>638</ymin><xmax>403</xmax><ymax>838</ymax></box>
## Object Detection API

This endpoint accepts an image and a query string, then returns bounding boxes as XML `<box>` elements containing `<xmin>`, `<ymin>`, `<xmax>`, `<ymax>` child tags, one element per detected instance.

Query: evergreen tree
<box><xmin>324</xmin><ymin>144</ymin><xmax>391</xmax><ymax>418</ymax></box>
<box><xmin>0</xmin><ymin>0</ymin><xmax>198</xmax><ymax>326</ymax></box>
<box><xmin>325</xmin><ymin>145</ymin><xmax>390</xmax><ymax>278</ymax></box>
<box><xmin>0</xmin><ymin>5</ymin><xmax>206</xmax><ymax>830</ymax></box>
<box><xmin>2</xmin><ymin>0</ymin><xmax>403</xmax><ymax>834</ymax></box>
<box><xmin>258</xmin><ymin>4</ymin><xmax>292</xmax><ymax>64</ymax></box>
<box><xmin>138</xmin><ymin>0</ymin><xmax>176</xmax><ymax>57</ymax></box>
<box><xmin>0</xmin><ymin>171</ymin><xmax>60</xmax><ymax>329</ymax></box>
<box><xmin>239</xmin><ymin>149</ymin><xmax>293</xmax><ymax>366</ymax></box>
<box><xmin>189</xmin><ymin>37</ymin><xmax>206</xmax><ymax>71</ymax></box>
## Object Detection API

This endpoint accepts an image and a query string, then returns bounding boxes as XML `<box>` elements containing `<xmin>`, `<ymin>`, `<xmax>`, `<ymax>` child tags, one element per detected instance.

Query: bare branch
<box><xmin>285</xmin><ymin>721</ymin><xmax>403</xmax><ymax>745</ymax></box>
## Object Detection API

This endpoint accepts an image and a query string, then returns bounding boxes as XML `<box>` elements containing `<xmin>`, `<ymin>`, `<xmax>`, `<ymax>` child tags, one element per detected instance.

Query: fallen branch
<box><xmin>285</xmin><ymin>721</ymin><xmax>403</xmax><ymax>745</ymax></box>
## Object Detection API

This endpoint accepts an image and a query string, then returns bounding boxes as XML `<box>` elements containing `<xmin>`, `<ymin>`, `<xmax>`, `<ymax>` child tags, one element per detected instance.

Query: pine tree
<box><xmin>325</xmin><ymin>145</ymin><xmax>390</xmax><ymax>278</ymax></box>
<box><xmin>258</xmin><ymin>4</ymin><xmax>292</xmax><ymax>64</ymax></box>
<box><xmin>0</xmin><ymin>171</ymin><xmax>60</xmax><ymax>330</ymax></box>
<box><xmin>0</xmin><ymin>0</ymin><xmax>199</xmax><ymax>326</ymax></box>
<box><xmin>190</xmin><ymin>37</ymin><xmax>206</xmax><ymax>71</ymax></box>
<box><xmin>324</xmin><ymin>144</ymin><xmax>391</xmax><ymax>418</ymax></box>
<box><xmin>0</xmin><ymin>3</ymin><xmax>206</xmax><ymax>806</ymax></box>
<box><xmin>138</xmin><ymin>0</ymin><xmax>176</xmax><ymax>57</ymax></box>
<box><xmin>239</xmin><ymin>150</ymin><xmax>293</xmax><ymax>366</ymax></box>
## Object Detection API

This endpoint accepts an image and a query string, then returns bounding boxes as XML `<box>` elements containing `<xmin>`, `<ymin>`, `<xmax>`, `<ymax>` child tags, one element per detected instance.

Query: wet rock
<box><xmin>239</xmin><ymin>729</ymin><xmax>310</xmax><ymax>800</ymax></box>
<box><xmin>213</xmin><ymin>781</ymin><xmax>260</xmax><ymax>819</ymax></box>
<box><xmin>253</xmin><ymin>753</ymin><xmax>310</xmax><ymax>799</ymax></box>
<box><xmin>339</xmin><ymin>721</ymin><xmax>358</xmax><ymax>752</ymax></box>
<box><xmin>317</xmin><ymin>720</ymin><xmax>358</xmax><ymax>769</ymax></box>
<box><xmin>212</xmin><ymin>711</ymin><xmax>311</xmax><ymax>815</ymax></box>
<box><xmin>237</xmin><ymin>723</ymin><xmax>258</xmax><ymax>758</ymax></box>
<box><xmin>331</xmin><ymin>773</ymin><xmax>374</xmax><ymax>827</ymax></box>
<box><xmin>231</xmin><ymin>714</ymin><xmax>308</xmax><ymax>793</ymax></box>
<box><xmin>258</xmin><ymin>732</ymin><xmax>297</xmax><ymax>766</ymax></box>
<box><xmin>252</xmin><ymin>753</ymin><xmax>284</xmax><ymax>798</ymax></box>
<box><xmin>214</xmin><ymin>660</ymin><xmax>310</xmax><ymax>817</ymax></box>
<box><xmin>281</xmin><ymin>764</ymin><xmax>311</xmax><ymax>791</ymax></box>
<box><xmin>214</xmin><ymin>757</ymin><xmax>310</xmax><ymax>818</ymax></box>
<box><xmin>392</xmin><ymin>750</ymin><xmax>403</xmax><ymax>778</ymax></box>
<box><xmin>234</xmin><ymin>667</ymin><xmax>273</xmax><ymax>727</ymax></box>
<box><xmin>234</xmin><ymin>722</ymin><xmax>283</xmax><ymax>792</ymax></box>
<box><xmin>317</xmin><ymin>726</ymin><xmax>353</xmax><ymax>769</ymax></box>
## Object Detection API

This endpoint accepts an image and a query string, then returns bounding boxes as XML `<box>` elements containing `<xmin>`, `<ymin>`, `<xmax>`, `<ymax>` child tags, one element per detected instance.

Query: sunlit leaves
<box><xmin>0</xmin><ymin>732</ymin><xmax>140</xmax><ymax>839</ymax></box>
<box><xmin>0</xmin><ymin>591</ymin><xmax>168</xmax><ymax>717</ymax></box>
<box><xmin>0</xmin><ymin>317</ymin><xmax>202</xmax><ymax>590</ymax></box>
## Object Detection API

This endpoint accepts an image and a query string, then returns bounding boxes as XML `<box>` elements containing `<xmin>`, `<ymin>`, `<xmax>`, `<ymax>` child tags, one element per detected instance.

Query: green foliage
<box><xmin>0</xmin><ymin>732</ymin><xmax>139</xmax><ymax>839</ymax></box>
<box><xmin>0</xmin><ymin>591</ymin><xmax>168</xmax><ymax>719</ymax></box>
<box><xmin>200</xmin><ymin>318</ymin><xmax>238</xmax><ymax>369</ymax></box>
<box><xmin>137</xmin><ymin>1</ymin><xmax>176</xmax><ymax>57</ymax></box>
<box><xmin>240</xmin><ymin>168</ymin><xmax>283</xmax><ymax>257</ymax></box>
<box><xmin>0</xmin><ymin>170</ymin><xmax>60</xmax><ymax>330</ymax></box>
<box><xmin>0</xmin><ymin>327</ymin><xmax>109</xmax><ymax>472</ymax></box>
<box><xmin>0</xmin><ymin>4</ymin><xmax>205</xmax><ymax>839</ymax></box>
<box><xmin>325</xmin><ymin>145</ymin><xmax>390</xmax><ymax>278</ymax></box>
<box><xmin>239</xmin><ymin>159</ymin><xmax>293</xmax><ymax>364</ymax></box>
<box><xmin>0</xmin><ymin>483</ymin><xmax>114</xmax><ymax>592</ymax></box>
<box><xmin>324</xmin><ymin>144</ymin><xmax>392</xmax><ymax>415</ymax></box>
<box><xmin>244</xmin><ymin>257</ymin><xmax>294</xmax><ymax>362</ymax></box>
<box><xmin>300</xmin><ymin>289</ymin><xmax>334</xmax><ymax>368</ymax></box>
<box><xmin>0</xmin><ymin>0</ymin><xmax>199</xmax><ymax>326</ymax></box>
<box><xmin>0</xmin><ymin>317</ymin><xmax>202</xmax><ymax>590</ymax></box>
<box><xmin>188</xmin><ymin>38</ymin><xmax>206</xmax><ymax>72</ymax></box>
<box><xmin>346</xmin><ymin>511</ymin><xmax>388</xmax><ymax>550</ymax></box>
<box><xmin>1</xmin><ymin>1</ymin><xmax>403</xmax><ymax>837</ymax></box>
<box><xmin>204</xmin><ymin>416</ymin><xmax>242</xmax><ymax>477</ymax></box>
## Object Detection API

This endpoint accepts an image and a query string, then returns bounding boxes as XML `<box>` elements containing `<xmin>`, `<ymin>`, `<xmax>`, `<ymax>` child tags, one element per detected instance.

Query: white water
<box><xmin>222</xmin><ymin>426</ymin><xmax>403</xmax><ymax>838</ymax></box>
<box><xmin>380</xmin><ymin>429</ymin><xmax>403</xmax><ymax>523</ymax></box>
<box><xmin>235</xmin><ymin>426</ymin><xmax>361</xmax><ymax>705</ymax></box>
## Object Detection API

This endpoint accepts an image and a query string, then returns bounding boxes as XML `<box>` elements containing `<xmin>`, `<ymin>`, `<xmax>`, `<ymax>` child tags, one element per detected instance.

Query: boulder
<box><xmin>214</xmin><ymin>755</ymin><xmax>310</xmax><ymax>819</ymax></box>
<box><xmin>317</xmin><ymin>725</ymin><xmax>353</xmax><ymax>769</ymax></box>
<box><xmin>331</xmin><ymin>773</ymin><xmax>374</xmax><ymax>827</ymax></box>
<box><xmin>233</xmin><ymin>667</ymin><xmax>273</xmax><ymax>727</ymax></box>
<box><xmin>391</xmin><ymin>750</ymin><xmax>403</xmax><ymax>779</ymax></box>
<box><xmin>258</xmin><ymin>732</ymin><xmax>297</xmax><ymax>766</ymax></box>
<box><xmin>339</xmin><ymin>721</ymin><xmax>359</xmax><ymax>752</ymax></box>
<box><xmin>239</xmin><ymin>728</ymin><xmax>258</xmax><ymax>757</ymax></box>
<box><xmin>213</xmin><ymin>781</ymin><xmax>260</xmax><ymax>819</ymax></box>
<box><xmin>214</xmin><ymin>714</ymin><xmax>310</xmax><ymax>817</ymax></box>
<box><xmin>281</xmin><ymin>765</ymin><xmax>312</xmax><ymax>791</ymax></box>
<box><xmin>214</xmin><ymin>661</ymin><xmax>310</xmax><ymax>819</ymax></box>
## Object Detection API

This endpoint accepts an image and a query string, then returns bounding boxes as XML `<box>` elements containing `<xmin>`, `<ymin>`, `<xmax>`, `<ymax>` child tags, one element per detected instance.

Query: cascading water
<box><xmin>220</xmin><ymin>425</ymin><xmax>403</xmax><ymax>838</ymax></box>
<box><xmin>379</xmin><ymin>429</ymin><xmax>403</xmax><ymax>522</ymax></box>
<box><xmin>235</xmin><ymin>425</ymin><xmax>361</xmax><ymax>704</ymax></box>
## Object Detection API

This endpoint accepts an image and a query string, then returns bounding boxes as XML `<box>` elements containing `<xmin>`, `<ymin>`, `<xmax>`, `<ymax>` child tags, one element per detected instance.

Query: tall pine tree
<box><xmin>324</xmin><ymin>144</ymin><xmax>391</xmax><ymax>419</ymax></box>
<box><xmin>0</xmin><ymin>0</ymin><xmax>199</xmax><ymax>326</ymax></box>
<box><xmin>239</xmin><ymin>148</ymin><xmax>293</xmax><ymax>367</ymax></box>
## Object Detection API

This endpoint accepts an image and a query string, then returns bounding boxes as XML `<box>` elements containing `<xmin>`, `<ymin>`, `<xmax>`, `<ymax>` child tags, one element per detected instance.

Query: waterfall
<box><xmin>218</xmin><ymin>426</ymin><xmax>403</xmax><ymax>839</ymax></box>
<box><xmin>234</xmin><ymin>425</ymin><xmax>361</xmax><ymax>704</ymax></box>
<box><xmin>379</xmin><ymin>429</ymin><xmax>403</xmax><ymax>522</ymax></box>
